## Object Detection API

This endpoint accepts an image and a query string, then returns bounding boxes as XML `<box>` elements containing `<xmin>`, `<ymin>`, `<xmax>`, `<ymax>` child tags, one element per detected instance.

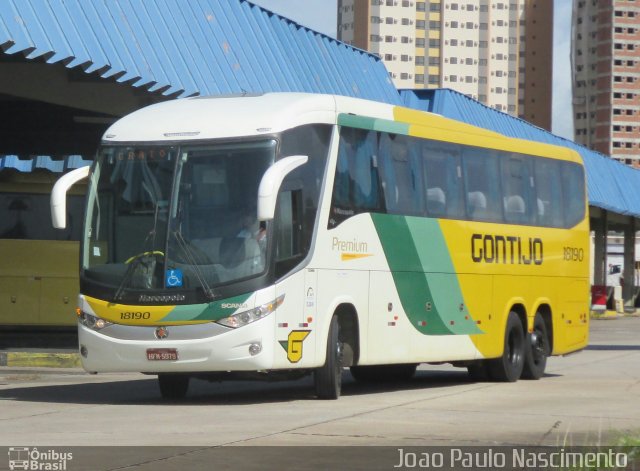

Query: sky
<box><xmin>250</xmin><ymin>0</ymin><xmax>574</xmax><ymax>140</ymax></box>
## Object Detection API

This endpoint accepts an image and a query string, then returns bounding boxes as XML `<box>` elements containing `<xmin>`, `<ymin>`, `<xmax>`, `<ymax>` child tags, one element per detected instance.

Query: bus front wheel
<box><xmin>158</xmin><ymin>374</ymin><xmax>190</xmax><ymax>400</ymax></box>
<box><xmin>314</xmin><ymin>316</ymin><xmax>343</xmax><ymax>399</ymax></box>
<box><xmin>488</xmin><ymin>312</ymin><xmax>525</xmax><ymax>382</ymax></box>
<box><xmin>521</xmin><ymin>313</ymin><xmax>549</xmax><ymax>380</ymax></box>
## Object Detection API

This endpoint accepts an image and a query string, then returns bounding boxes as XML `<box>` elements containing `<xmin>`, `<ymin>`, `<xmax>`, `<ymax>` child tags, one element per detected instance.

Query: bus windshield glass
<box><xmin>82</xmin><ymin>140</ymin><xmax>276</xmax><ymax>301</ymax></box>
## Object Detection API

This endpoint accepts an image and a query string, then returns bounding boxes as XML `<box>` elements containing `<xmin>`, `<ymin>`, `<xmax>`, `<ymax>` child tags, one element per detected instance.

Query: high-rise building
<box><xmin>572</xmin><ymin>0</ymin><xmax>640</xmax><ymax>167</ymax></box>
<box><xmin>337</xmin><ymin>0</ymin><xmax>553</xmax><ymax>130</ymax></box>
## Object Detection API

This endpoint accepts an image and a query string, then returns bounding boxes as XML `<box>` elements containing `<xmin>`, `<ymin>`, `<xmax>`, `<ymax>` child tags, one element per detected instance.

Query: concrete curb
<box><xmin>591</xmin><ymin>310</ymin><xmax>621</xmax><ymax>319</ymax></box>
<box><xmin>0</xmin><ymin>351</ymin><xmax>81</xmax><ymax>368</ymax></box>
<box><xmin>590</xmin><ymin>310</ymin><xmax>640</xmax><ymax>319</ymax></box>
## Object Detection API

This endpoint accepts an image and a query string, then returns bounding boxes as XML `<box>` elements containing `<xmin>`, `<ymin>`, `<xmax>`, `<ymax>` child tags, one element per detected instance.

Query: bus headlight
<box><xmin>217</xmin><ymin>295</ymin><xmax>284</xmax><ymax>328</ymax></box>
<box><xmin>78</xmin><ymin>311</ymin><xmax>113</xmax><ymax>331</ymax></box>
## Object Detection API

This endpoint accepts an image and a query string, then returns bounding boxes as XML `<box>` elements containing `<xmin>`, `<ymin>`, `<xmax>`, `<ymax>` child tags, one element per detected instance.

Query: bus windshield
<box><xmin>82</xmin><ymin>140</ymin><xmax>276</xmax><ymax>301</ymax></box>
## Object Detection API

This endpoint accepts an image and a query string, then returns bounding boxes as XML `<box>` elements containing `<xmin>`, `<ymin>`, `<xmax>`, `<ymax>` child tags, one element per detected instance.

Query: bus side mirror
<box><xmin>257</xmin><ymin>155</ymin><xmax>308</xmax><ymax>221</ymax></box>
<box><xmin>51</xmin><ymin>166</ymin><xmax>90</xmax><ymax>229</ymax></box>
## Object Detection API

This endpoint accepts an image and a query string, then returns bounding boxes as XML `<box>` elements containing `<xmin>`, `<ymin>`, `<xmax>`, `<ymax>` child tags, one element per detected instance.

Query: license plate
<box><xmin>146</xmin><ymin>348</ymin><xmax>178</xmax><ymax>361</ymax></box>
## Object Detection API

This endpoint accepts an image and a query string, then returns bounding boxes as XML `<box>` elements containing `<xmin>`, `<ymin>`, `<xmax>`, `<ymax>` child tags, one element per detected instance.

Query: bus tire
<box><xmin>158</xmin><ymin>374</ymin><xmax>189</xmax><ymax>400</ymax></box>
<box><xmin>488</xmin><ymin>312</ymin><xmax>525</xmax><ymax>382</ymax></box>
<box><xmin>314</xmin><ymin>315</ymin><xmax>343</xmax><ymax>399</ymax></box>
<box><xmin>521</xmin><ymin>313</ymin><xmax>549</xmax><ymax>380</ymax></box>
<box><xmin>350</xmin><ymin>364</ymin><xmax>417</xmax><ymax>383</ymax></box>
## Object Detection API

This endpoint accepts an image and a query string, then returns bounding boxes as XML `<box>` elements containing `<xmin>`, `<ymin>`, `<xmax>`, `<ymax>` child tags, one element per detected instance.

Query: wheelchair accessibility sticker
<box><xmin>166</xmin><ymin>269</ymin><xmax>183</xmax><ymax>288</ymax></box>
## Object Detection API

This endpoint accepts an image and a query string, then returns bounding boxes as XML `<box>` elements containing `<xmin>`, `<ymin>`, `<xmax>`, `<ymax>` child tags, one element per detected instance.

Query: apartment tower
<box><xmin>572</xmin><ymin>0</ymin><xmax>640</xmax><ymax>167</ymax></box>
<box><xmin>338</xmin><ymin>0</ymin><xmax>553</xmax><ymax>130</ymax></box>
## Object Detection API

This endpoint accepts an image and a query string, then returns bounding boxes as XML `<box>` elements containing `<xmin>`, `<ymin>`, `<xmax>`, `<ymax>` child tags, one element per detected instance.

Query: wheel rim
<box><xmin>531</xmin><ymin>328</ymin><xmax>547</xmax><ymax>365</ymax></box>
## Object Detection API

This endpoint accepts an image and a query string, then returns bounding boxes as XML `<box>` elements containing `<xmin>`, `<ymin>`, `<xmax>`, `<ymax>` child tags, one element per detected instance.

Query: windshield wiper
<box><xmin>171</xmin><ymin>231</ymin><xmax>216</xmax><ymax>300</ymax></box>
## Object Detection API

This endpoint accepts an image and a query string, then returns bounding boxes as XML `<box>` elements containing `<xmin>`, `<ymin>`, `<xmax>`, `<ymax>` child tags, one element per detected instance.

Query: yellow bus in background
<box><xmin>1</xmin><ymin>164</ymin><xmax>86</xmax><ymax>327</ymax></box>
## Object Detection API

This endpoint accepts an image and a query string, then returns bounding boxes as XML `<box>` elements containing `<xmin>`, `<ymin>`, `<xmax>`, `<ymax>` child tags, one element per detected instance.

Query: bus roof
<box><xmin>102</xmin><ymin>93</ymin><xmax>338</xmax><ymax>143</ymax></box>
<box><xmin>102</xmin><ymin>93</ymin><xmax>581</xmax><ymax>164</ymax></box>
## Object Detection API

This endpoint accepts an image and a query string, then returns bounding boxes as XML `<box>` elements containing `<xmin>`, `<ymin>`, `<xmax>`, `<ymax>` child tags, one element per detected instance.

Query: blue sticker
<box><xmin>166</xmin><ymin>269</ymin><xmax>183</xmax><ymax>288</ymax></box>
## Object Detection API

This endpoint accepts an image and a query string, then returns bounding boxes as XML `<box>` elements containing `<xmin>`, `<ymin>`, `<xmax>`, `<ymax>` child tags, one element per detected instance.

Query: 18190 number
<box><xmin>563</xmin><ymin>246</ymin><xmax>584</xmax><ymax>262</ymax></box>
<box><xmin>120</xmin><ymin>311</ymin><xmax>151</xmax><ymax>320</ymax></box>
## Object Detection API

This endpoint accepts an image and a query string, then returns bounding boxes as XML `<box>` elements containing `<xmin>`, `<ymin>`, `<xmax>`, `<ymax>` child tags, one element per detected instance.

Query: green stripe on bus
<box><xmin>161</xmin><ymin>292</ymin><xmax>253</xmax><ymax>322</ymax></box>
<box><xmin>371</xmin><ymin>213</ymin><xmax>482</xmax><ymax>336</ymax></box>
<box><xmin>404</xmin><ymin>218</ymin><xmax>481</xmax><ymax>334</ymax></box>
<box><xmin>338</xmin><ymin>114</ymin><xmax>409</xmax><ymax>135</ymax></box>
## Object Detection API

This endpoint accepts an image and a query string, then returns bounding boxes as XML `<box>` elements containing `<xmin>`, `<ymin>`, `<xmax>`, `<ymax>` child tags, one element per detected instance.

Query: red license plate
<box><xmin>146</xmin><ymin>348</ymin><xmax>178</xmax><ymax>361</ymax></box>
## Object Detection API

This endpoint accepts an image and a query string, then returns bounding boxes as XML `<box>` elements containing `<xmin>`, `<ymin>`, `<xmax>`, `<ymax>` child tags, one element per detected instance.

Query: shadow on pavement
<box><xmin>0</xmin><ymin>369</ymin><xmax>477</xmax><ymax>406</ymax></box>
<box><xmin>586</xmin><ymin>344</ymin><xmax>640</xmax><ymax>351</ymax></box>
<box><xmin>0</xmin><ymin>329</ymin><xmax>77</xmax><ymax>350</ymax></box>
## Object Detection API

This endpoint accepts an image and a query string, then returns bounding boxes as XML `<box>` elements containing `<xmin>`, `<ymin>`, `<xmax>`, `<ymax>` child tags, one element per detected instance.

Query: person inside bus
<box><xmin>236</xmin><ymin>210</ymin><xmax>267</xmax><ymax>243</ymax></box>
<box><xmin>217</xmin><ymin>209</ymin><xmax>266</xmax><ymax>273</ymax></box>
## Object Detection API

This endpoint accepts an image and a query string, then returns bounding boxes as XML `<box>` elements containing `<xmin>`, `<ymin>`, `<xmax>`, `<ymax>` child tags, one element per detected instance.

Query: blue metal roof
<box><xmin>0</xmin><ymin>0</ymin><xmax>400</xmax><ymax>104</ymax></box>
<box><xmin>0</xmin><ymin>155</ymin><xmax>91</xmax><ymax>173</ymax></box>
<box><xmin>400</xmin><ymin>89</ymin><xmax>640</xmax><ymax>219</ymax></box>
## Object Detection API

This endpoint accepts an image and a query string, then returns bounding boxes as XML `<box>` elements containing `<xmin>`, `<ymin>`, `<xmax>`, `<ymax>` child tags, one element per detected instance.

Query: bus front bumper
<box><xmin>77</xmin><ymin>317</ymin><xmax>275</xmax><ymax>373</ymax></box>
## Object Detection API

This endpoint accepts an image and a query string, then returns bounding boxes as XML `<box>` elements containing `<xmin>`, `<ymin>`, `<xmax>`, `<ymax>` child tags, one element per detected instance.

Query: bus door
<box><xmin>274</xmin><ymin>187</ymin><xmax>317</xmax><ymax>367</ymax></box>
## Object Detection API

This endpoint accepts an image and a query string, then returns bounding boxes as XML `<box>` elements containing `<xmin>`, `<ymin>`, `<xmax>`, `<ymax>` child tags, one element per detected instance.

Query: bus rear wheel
<box><xmin>521</xmin><ymin>313</ymin><xmax>549</xmax><ymax>380</ymax></box>
<box><xmin>314</xmin><ymin>316</ymin><xmax>343</xmax><ymax>399</ymax></box>
<box><xmin>488</xmin><ymin>312</ymin><xmax>525</xmax><ymax>382</ymax></box>
<box><xmin>350</xmin><ymin>364</ymin><xmax>417</xmax><ymax>383</ymax></box>
<box><xmin>158</xmin><ymin>374</ymin><xmax>190</xmax><ymax>400</ymax></box>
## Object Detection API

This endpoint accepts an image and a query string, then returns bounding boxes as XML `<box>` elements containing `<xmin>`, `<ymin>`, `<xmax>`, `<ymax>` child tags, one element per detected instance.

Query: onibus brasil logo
<box><xmin>8</xmin><ymin>447</ymin><xmax>73</xmax><ymax>470</ymax></box>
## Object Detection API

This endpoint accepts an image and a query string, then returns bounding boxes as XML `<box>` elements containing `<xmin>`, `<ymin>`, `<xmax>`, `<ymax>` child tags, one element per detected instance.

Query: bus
<box><xmin>1</xmin><ymin>166</ymin><xmax>85</xmax><ymax>327</ymax></box>
<box><xmin>51</xmin><ymin>93</ymin><xmax>589</xmax><ymax>400</ymax></box>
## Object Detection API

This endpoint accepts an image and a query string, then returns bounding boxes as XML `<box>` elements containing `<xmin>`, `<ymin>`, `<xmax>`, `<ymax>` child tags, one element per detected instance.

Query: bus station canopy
<box><xmin>0</xmin><ymin>0</ymin><xmax>398</xmax><ymax>103</ymax></box>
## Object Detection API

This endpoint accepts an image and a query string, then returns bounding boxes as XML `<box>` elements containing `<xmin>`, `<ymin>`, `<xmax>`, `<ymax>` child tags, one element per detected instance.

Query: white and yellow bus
<box><xmin>52</xmin><ymin>93</ymin><xmax>589</xmax><ymax>399</ymax></box>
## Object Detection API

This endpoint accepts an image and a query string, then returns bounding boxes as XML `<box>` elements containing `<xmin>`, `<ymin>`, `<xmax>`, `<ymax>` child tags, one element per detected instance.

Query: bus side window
<box><xmin>561</xmin><ymin>162</ymin><xmax>586</xmax><ymax>228</ymax></box>
<box><xmin>533</xmin><ymin>158</ymin><xmax>564</xmax><ymax>227</ymax></box>
<box><xmin>1</xmin><ymin>193</ymin><xmax>84</xmax><ymax>242</ymax></box>
<box><xmin>329</xmin><ymin>128</ymin><xmax>384</xmax><ymax>228</ymax></box>
<box><xmin>275</xmin><ymin>189</ymin><xmax>303</xmax><ymax>278</ymax></box>
<box><xmin>279</xmin><ymin>123</ymin><xmax>332</xmax><ymax>271</ymax></box>
<box><xmin>378</xmin><ymin>133</ymin><xmax>424</xmax><ymax>216</ymax></box>
<box><xmin>423</xmin><ymin>142</ymin><xmax>464</xmax><ymax>219</ymax></box>
<box><xmin>462</xmin><ymin>148</ymin><xmax>503</xmax><ymax>222</ymax></box>
<box><xmin>501</xmin><ymin>155</ymin><xmax>534</xmax><ymax>225</ymax></box>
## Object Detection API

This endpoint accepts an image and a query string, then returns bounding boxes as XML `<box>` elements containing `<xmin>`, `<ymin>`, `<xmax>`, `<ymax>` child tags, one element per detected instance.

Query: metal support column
<box><xmin>623</xmin><ymin>217</ymin><xmax>636</xmax><ymax>309</ymax></box>
<box><xmin>593</xmin><ymin>210</ymin><xmax>607</xmax><ymax>286</ymax></box>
